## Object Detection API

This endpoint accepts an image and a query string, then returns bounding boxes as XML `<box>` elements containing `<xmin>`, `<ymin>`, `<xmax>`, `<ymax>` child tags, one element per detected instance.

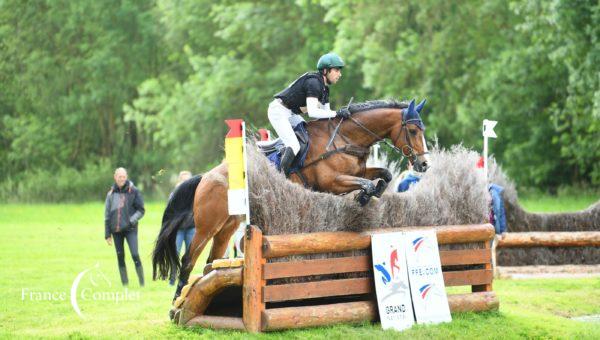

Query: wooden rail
<box><xmin>262</xmin><ymin>292</ymin><xmax>499</xmax><ymax>331</ymax></box>
<box><xmin>497</xmin><ymin>231</ymin><xmax>600</xmax><ymax>248</ymax></box>
<box><xmin>263</xmin><ymin>224</ymin><xmax>494</xmax><ymax>258</ymax></box>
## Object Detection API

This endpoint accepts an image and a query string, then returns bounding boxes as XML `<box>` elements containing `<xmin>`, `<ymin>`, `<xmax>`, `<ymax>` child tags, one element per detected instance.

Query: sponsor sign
<box><xmin>372</xmin><ymin>233</ymin><xmax>414</xmax><ymax>331</ymax></box>
<box><xmin>404</xmin><ymin>230</ymin><xmax>452</xmax><ymax>324</ymax></box>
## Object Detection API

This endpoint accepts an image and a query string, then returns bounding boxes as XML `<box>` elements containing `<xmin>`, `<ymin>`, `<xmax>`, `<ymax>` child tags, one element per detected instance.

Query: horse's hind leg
<box><xmin>364</xmin><ymin>167</ymin><xmax>393</xmax><ymax>197</ymax></box>
<box><xmin>207</xmin><ymin>216</ymin><xmax>242</xmax><ymax>264</ymax></box>
<box><xmin>174</xmin><ymin>166</ymin><xmax>230</xmax><ymax>301</ymax></box>
<box><xmin>175</xmin><ymin>232</ymin><xmax>209</xmax><ymax>302</ymax></box>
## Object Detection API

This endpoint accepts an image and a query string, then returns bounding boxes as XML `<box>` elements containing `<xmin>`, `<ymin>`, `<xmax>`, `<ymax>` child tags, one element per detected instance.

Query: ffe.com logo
<box><xmin>21</xmin><ymin>263</ymin><xmax>140</xmax><ymax>318</ymax></box>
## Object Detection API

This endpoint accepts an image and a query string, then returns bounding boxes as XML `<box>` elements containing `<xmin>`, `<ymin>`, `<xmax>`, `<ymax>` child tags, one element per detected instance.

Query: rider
<box><xmin>268</xmin><ymin>52</ymin><xmax>351</xmax><ymax>176</ymax></box>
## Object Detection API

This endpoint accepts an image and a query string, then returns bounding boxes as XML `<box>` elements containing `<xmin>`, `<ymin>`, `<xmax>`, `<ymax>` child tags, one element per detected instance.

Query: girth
<box><xmin>292</xmin><ymin>144</ymin><xmax>371</xmax><ymax>190</ymax></box>
<box><xmin>302</xmin><ymin>144</ymin><xmax>370</xmax><ymax>169</ymax></box>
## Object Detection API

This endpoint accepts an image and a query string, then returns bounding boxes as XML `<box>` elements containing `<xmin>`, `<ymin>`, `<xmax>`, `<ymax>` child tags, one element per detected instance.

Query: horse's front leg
<box><xmin>364</xmin><ymin>167</ymin><xmax>393</xmax><ymax>198</ymax></box>
<box><xmin>332</xmin><ymin>174</ymin><xmax>377</xmax><ymax>206</ymax></box>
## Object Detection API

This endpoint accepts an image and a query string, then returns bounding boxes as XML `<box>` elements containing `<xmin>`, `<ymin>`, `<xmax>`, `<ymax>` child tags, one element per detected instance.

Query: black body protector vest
<box><xmin>274</xmin><ymin>72</ymin><xmax>329</xmax><ymax>114</ymax></box>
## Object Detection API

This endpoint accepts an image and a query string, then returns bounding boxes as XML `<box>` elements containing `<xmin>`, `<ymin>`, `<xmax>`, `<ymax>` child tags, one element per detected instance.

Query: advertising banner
<box><xmin>372</xmin><ymin>232</ymin><xmax>414</xmax><ymax>331</ymax></box>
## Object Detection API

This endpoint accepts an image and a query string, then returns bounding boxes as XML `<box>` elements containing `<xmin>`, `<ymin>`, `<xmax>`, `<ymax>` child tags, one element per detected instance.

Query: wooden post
<box><xmin>472</xmin><ymin>240</ymin><xmax>493</xmax><ymax>292</ymax></box>
<box><xmin>243</xmin><ymin>225</ymin><xmax>265</xmax><ymax>332</ymax></box>
<box><xmin>491</xmin><ymin>234</ymin><xmax>499</xmax><ymax>277</ymax></box>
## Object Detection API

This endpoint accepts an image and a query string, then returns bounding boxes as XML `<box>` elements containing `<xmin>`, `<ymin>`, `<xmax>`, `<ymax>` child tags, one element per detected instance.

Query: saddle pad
<box><xmin>265</xmin><ymin>123</ymin><xmax>310</xmax><ymax>174</ymax></box>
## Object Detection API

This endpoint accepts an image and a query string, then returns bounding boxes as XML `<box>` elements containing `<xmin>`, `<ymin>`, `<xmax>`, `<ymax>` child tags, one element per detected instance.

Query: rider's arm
<box><xmin>306</xmin><ymin>97</ymin><xmax>336</xmax><ymax>119</ymax></box>
<box><xmin>323</xmin><ymin>102</ymin><xmax>331</xmax><ymax>111</ymax></box>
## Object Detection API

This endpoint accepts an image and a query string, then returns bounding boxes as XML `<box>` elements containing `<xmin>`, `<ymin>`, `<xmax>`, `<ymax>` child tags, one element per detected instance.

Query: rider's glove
<box><xmin>336</xmin><ymin>107</ymin><xmax>351</xmax><ymax>119</ymax></box>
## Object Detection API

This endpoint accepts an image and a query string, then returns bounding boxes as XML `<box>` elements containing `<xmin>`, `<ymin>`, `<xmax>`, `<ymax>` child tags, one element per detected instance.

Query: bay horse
<box><xmin>153</xmin><ymin>99</ymin><xmax>430</xmax><ymax>301</ymax></box>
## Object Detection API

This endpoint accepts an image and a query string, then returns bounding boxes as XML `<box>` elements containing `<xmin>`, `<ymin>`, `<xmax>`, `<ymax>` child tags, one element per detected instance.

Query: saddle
<box><xmin>257</xmin><ymin>122</ymin><xmax>310</xmax><ymax>175</ymax></box>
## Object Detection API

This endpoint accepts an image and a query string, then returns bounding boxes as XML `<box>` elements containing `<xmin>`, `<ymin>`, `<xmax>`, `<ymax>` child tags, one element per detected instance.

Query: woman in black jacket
<box><xmin>104</xmin><ymin>167</ymin><xmax>145</xmax><ymax>286</ymax></box>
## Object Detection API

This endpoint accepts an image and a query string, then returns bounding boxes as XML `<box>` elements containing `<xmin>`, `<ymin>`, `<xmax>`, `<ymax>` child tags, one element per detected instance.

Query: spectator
<box><xmin>104</xmin><ymin>167</ymin><xmax>145</xmax><ymax>286</ymax></box>
<box><xmin>169</xmin><ymin>171</ymin><xmax>196</xmax><ymax>286</ymax></box>
<box><xmin>397</xmin><ymin>161</ymin><xmax>423</xmax><ymax>192</ymax></box>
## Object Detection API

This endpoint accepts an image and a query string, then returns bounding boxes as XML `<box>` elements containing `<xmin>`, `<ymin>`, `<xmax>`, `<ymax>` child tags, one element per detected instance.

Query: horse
<box><xmin>152</xmin><ymin>99</ymin><xmax>430</xmax><ymax>302</ymax></box>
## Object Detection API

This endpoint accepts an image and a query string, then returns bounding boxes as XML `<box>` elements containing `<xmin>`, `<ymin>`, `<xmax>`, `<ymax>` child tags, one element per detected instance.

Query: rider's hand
<box><xmin>336</xmin><ymin>107</ymin><xmax>351</xmax><ymax>119</ymax></box>
<box><xmin>106</xmin><ymin>236</ymin><xmax>113</xmax><ymax>246</ymax></box>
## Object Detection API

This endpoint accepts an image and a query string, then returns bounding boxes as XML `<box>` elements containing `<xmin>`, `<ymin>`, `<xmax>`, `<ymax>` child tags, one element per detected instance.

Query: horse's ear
<box><xmin>416</xmin><ymin>99</ymin><xmax>427</xmax><ymax>113</ymax></box>
<box><xmin>408</xmin><ymin>99</ymin><xmax>415</xmax><ymax>113</ymax></box>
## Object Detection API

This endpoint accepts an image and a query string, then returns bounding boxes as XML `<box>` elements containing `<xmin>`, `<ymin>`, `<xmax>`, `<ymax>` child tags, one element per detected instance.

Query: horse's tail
<box><xmin>152</xmin><ymin>175</ymin><xmax>202</xmax><ymax>281</ymax></box>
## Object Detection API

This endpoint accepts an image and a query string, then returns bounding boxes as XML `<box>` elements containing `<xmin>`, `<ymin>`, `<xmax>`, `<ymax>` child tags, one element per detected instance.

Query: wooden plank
<box><xmin>243</xmin><ymin>225</ymin><xmax>265</xmax><ymax>333</ymax></box>
<box><xmin>472</xmin><ymin>240</ymin><xmax>493</xmax><ymax>292</ymax></box>
<box><xmin>262</xmin><ymin>292</ymin><xmax>499</xmax><ymax>331</ymax></box>
<box><xmin>366</xmin><ymin>224</ymin><xmax>494</xmax><ymax>244</ymax></box>
<box><xmin>186</xmin><ymin>315</ymin><xmax>245</xmax><ymax>330</ymax></box>
<box><xmin>263</xmin><ymin>224</ymin><xmax>494</xmax><ymax>258</ymax></box>
<box><xmin>212</xmin><ymin>258</ymin><xmax>244</xmax><ymax>269</ymax></box>
<box><xmin>497</xmin><ymin>231</ymin><xmax>600</xmax><ymax>248</ymax></box>
<box><xmin>443</xmin><ymin>269</ymin><xmax>493</xmax><ymax>287</ymax></box>
<box><xmin>262</xmin><ymin>249</ymin><xmax>492</xmax><ymax>280</ymax></box>
<box><xmin>263</xmin><ymin>256</ymin><xmax>371</xmax><ymax>280</ymax></box>
<box><xmin>264</xmin><ymin>232</ymin><xmax>367</xmax><ymax>259</ymax></box>
<box><xmin>447</xmin><ymin>291</ymin><xmax>499</xmax><ymax>313</ymax></box>
<box><xmin>264</xmin><ymin>268</ymin><xmax>493</xmax><ymax>300</ymax></box>
<box><xmin>262</xmin><ymin>300</ymin><xmax>377</xmax><ymax>331</ymax></box>
<box><xmin>440</xmin><ymin>249</ymin><xmax>491</xmax><ymax>266</ymax></box>
<box><xmin>263</xmin><ymin>278</ymin><xmax>373</xmax><ymax>303</ymax></box>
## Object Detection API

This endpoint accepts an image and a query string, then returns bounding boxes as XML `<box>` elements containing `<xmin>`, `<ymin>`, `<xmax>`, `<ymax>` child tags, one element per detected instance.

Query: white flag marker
<box><xmin>482</xmin><ymin>119</ymin><xmax>498</xmax><ymax>183</ymax></box>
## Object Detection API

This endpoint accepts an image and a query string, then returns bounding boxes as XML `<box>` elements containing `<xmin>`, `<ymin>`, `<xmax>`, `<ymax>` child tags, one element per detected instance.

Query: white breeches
<box><xmin>268</xmin><ymin>99</ymin><xmax>301</xmax><ymax>155</ymax></box>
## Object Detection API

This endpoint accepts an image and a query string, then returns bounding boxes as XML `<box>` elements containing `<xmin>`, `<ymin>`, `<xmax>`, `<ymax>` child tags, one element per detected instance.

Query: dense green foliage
<box><xmin>1</xmin><ymin>0</ymin><xmax>598</xmax><ymax>201</ymax></box>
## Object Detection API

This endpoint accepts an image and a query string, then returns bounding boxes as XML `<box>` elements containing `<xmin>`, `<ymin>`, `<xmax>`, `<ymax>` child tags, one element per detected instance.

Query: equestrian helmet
<box><xmin>317</xmin><ymin>53</ymin><xmax>345</xmax><ymax>70</ymax></box>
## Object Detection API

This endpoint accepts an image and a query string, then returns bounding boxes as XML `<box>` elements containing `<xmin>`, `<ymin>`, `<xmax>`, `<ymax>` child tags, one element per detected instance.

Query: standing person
<box><xmin>104</xmin><ymin>167</ymin><xmax>145</xmax><ymax>286</ymax></box>
<box><xmin>169</xmin><ymin>171</ymin><xmax>196</xmax><ymax>286</ymax></box>
<box><xmin>397</xmin><ymin>161</ymin><xmax>423</xmax><ymax>192</ymax></box>
<box><xmin>268</xmin><ymin>52</ymin><xmax>350</xmax><ymax>176</ymax></box>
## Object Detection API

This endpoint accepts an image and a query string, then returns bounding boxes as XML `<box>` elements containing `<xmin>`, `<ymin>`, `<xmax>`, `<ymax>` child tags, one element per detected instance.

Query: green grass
<box><xmin>1</xmin><ymin>195</ymin><xmax>598</xmax><ymax>339</ymax></box>
<box><xmin>519</xmin><ymin>192</ymin><xmax>598</xmax><ymax>213</ymax></box>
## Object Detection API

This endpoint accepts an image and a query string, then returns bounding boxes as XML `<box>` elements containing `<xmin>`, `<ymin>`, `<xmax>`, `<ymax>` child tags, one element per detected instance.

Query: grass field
<box><xmin>518</xmin><ymin>192</ymin><xmax>598</xmax><ymax>213</ymax></box>
<box><xmin>0</xmin><ymin>193</ymin><xmax>598</xmax><ymax>339</ymax></box>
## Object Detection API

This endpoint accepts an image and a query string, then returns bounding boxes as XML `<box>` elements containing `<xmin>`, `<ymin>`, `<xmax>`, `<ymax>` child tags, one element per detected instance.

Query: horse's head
<box><xmin>392</xmin><ymin>99</ymin><xmax>430</xmax><ymax>172</ymax></box>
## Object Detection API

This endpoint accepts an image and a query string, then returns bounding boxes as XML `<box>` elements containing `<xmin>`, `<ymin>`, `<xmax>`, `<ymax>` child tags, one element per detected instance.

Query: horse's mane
<box><xmin>348</xmin><ymin>99</ymin><xmax>408</xmax><ymax>114</ymax></box>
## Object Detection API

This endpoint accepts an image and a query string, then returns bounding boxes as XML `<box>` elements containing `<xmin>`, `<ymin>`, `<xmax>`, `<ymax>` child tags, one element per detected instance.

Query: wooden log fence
<box><xmin>171</xmin><ymin>223</ymin><xmax>499</xmax><ymax>332</ymax></box>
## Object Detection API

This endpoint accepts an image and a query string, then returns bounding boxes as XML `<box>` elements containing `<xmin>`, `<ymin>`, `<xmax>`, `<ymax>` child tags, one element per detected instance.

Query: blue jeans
<box><xmin>170</xmin><ymin>228</ymin><xmax>196</xmax><ymax>285</ymax></box>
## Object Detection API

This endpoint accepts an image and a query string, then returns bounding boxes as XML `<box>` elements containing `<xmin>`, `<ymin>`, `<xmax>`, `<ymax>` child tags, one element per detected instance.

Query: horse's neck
<box><xmin>339</xmin><ymin>108</ymin><xmax>399</xmax><ymax>147</ymax></box>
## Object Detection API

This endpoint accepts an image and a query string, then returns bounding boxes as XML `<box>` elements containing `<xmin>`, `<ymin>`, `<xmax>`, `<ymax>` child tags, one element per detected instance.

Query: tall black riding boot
<box><xmin>279</xmin><ymin>146</ymin><xmax>295</xmax><ymax>177</ymax></box>
<box><xmin>118</xmin><ymin>265</ymin><xmax>129</xmax><ymax>286</ymax></box>
<box><xmin>135</xmin><ymin>264</ymin><xmax>145</xmax><ymax>287</ymax></box>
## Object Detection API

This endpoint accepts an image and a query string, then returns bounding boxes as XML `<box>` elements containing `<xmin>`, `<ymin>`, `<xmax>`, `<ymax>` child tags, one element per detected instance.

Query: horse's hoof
<box><xmin>373</xmin><ymin>180</ymin><xmax>388</xmax><ymax>198</ymax></box>
<box><xmin>364</xmin><ymin>181</ymin><xmax>377</xmax><ymax>196</ymax></box>
<box><xmin>356</xmin><ymin>191</ymin><xmax>371</xmax><ymax>206</ymax></box>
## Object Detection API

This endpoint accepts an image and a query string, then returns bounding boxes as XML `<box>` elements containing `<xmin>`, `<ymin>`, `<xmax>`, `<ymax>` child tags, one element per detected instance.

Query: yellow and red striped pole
<box><xmin>225</xmin><ymin>119</ymin><xmax>250</xmax><ymax>224</ymax></box>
